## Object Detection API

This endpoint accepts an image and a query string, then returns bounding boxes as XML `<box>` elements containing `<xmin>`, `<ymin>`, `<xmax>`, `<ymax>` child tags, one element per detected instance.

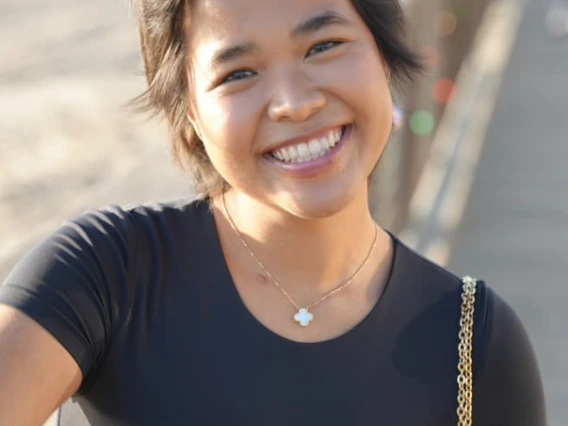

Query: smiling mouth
<box><xmin>267</xmin><ymin>125</ymin><xmax>347</xmax><ymax>164</ymax></box>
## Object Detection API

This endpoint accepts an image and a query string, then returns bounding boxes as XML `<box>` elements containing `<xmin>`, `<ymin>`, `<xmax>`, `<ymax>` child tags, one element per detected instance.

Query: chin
<box><xmin>277</xmin><ymin>183</ymin><xmax>364</xmax><ymax>220</ymax></box>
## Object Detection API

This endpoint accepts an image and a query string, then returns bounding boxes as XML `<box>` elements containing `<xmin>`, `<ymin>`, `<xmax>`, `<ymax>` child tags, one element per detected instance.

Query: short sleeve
<box><xmin>473</xmin><ymin>286</ymin><xmax>547</xmax><ymax>425</ymax></box>
<box><xmin>0</xmin><ymin>206</ymin><xmax>133</xmax><ymax>381</ymax></box>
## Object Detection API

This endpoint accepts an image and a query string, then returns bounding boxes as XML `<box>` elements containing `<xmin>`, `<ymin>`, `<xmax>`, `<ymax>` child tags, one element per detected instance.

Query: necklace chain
<box><xmin>222</xmin><ymin>193</ymin><xmax>379</xmax><ymax>318</ymax></box>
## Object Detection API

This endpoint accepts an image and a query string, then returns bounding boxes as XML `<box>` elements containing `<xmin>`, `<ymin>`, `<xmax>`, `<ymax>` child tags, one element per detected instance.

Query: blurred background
<box><xmin>1</xmin><ymin>0</ymin><xmax>567</xmax><ymax>423</ymax></box>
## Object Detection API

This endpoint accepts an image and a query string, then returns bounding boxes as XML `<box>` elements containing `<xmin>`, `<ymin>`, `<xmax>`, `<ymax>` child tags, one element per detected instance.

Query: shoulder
<box><xmin>119</xmin><ymin>196</ymin><xmax>212</xmax><ymax>259</ymax></box>
<box><xmin>391</xmin><ymin>239</ymin><xmax>525</xmax><ymax>330</ymax></box>
<box><xmin>393</xmin><ymin>235</ymin><xmax>534</xmax><ymax>343</ymax></box>
<box><xmin>390</xmin><ymin>235</ymin><xmax>466</xmax><ymax>298</ymax></box>
<box><xmin>388</xmin><ymin>236</ymin><xmax>493</xmax><ymax>366</ymax></box>
<box><xmin>123</xmin><ymin>195</ymin><xmax>209</xmax><ymax>235</ymax></box>
<box><xmin>0</xmin><ymin>196</ymin><xmax>209</xmax><ymax>376</ymax></box>
<box><xmin>385</xmin><ymin>236</ymin><xmax>545</xmax><ymax>423</ymax></box>
<box><xmin>475</xmin><ymin>285</ymin><xmax>538</xmax><ymax>369</ymax></box>
<box><xmin>71</xmin><ymin>195</ymin><xmax>204</xmax><ymax>230</ymax></box>
<box><xmin>389</xmin><ymin>237</ymin><xmax>504</xmax><ymax>318</ymax></box>
<box><xmin>2</xmin><ymin>195</ymin><xmax>208</xmax><ymax>310</ymax></box>
<box><xmin>55</xmin><ymin>195</ymin><xmax>206</xmax><ymax>251</ymax></box>
<box><xmin>472</xmin><ymin>286</ymin><xmax>546</xmax><ymax>423</ymax></box>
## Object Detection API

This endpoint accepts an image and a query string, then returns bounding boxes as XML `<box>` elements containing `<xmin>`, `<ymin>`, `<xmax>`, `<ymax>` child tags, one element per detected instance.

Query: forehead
<box><xmin>194</xmin><ymin>0</ymin><xmax>352</xmax><ymax>26</ymax></box>
<box><xmin>187</xmin><ymin>0</ymin><xmax>357</xmax><ymax>53</ymax></box>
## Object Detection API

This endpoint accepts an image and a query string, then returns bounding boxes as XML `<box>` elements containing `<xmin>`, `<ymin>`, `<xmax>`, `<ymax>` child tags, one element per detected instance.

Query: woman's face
<box><xmin>187</xmin><ymin>0</ymin><xmax>393</xmax><ymax>218</ymax></box>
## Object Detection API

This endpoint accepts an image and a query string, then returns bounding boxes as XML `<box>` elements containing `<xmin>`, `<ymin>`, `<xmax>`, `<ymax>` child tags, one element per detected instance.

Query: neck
<box><xmin>212</xmin><ymin>187</ymin><xmax>390</xmax><ymax>298</ymax></box>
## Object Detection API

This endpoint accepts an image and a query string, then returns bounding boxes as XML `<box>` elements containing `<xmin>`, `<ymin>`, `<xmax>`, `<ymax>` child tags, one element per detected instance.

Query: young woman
<box><xmin>0</xmin><ymin>0</ymin><xmax>546</xmax><ymax>424</ymax></box>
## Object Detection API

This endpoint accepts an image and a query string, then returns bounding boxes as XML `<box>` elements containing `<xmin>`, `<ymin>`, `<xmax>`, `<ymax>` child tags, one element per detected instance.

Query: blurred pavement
<box><xmin>0</xmin><ymin>0</ymin><xmax>190</xmax><ymax>282</ymax></box>
<box><xmin>447</xmin><ymin>0</ymin><xmax>568</xmax><ymax>423</ymax></box>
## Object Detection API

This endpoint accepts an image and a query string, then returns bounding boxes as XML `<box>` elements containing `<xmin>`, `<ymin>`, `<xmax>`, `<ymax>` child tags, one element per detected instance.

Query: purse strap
<box><xmin>457</xmin><ymin>276</ymin><xmax>477</xmax><ymax>426</ymax></box>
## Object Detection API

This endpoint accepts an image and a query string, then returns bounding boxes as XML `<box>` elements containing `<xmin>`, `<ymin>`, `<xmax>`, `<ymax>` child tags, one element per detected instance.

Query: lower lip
<box><xmin>264</xmin><ymin>125</ymin><xmax>352</xmax><ymax>178</ymax></box>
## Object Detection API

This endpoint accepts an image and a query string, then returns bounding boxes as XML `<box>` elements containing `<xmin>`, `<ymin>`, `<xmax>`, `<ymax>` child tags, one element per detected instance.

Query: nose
<box><xmin>267</xmin><ymin>68</ymin><xmax>326</xmax><ymax>122</ymax></box>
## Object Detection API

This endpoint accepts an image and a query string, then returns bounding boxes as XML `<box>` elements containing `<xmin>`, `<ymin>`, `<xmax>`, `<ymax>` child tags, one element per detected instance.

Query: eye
<box><xmin>306</xmin><ymin>40</ymin><xmax>343</xmax><ymax>57</ymax></box>
<box><xmin>220</xmin><ymin>69</ymin><xmax>256</xmax><ymax>85</ymax></box>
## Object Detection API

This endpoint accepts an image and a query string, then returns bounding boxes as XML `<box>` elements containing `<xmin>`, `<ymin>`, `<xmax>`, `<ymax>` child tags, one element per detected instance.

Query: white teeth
<box><xmin>270</xmin><ymin>127</ymin><xmax>344</xmax><ymax>164</ymax></box>
<box><xmin>308</xmin><ymin>139</ymin><xmax>322</xmax><ymax>155</ymax></box>
<box><xmin>297</xmin><ymin>143</ymin><xmax>310</xmax><ymax>157</ymax></box>
<box><xmin>289</xmin><ymin>145</ymin><xmax>298</xmax><ymax>161</ymax></box>
<box><xmin>327</xmin><ymin>133</ymin><xmax>335</xmax><ymax>148</ymax></box>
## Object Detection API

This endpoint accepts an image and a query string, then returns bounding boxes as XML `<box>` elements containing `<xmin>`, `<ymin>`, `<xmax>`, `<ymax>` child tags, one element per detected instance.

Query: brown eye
<box><xmin>306</xmin><ymin>40</ymin><xmax>343</xmax><ymax>57</ymax></box>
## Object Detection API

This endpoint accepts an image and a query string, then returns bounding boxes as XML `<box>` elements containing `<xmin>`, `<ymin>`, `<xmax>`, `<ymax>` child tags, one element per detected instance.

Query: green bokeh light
<box><xmin>410</xmin><ymin>111</ymin><xmax>436</xmax><ymax>136</ymax></box>
<box><xmin>451</xmin><ymin>0</ymin><xmax>470</xmax><ymax>20</ymax></box>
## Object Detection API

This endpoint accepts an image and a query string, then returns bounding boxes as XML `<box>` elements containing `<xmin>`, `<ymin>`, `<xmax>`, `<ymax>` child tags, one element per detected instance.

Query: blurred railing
<box><xmin>371</xmin><ymin>0</ymin><xmax>492</xmax><ymax>231</ymax></box>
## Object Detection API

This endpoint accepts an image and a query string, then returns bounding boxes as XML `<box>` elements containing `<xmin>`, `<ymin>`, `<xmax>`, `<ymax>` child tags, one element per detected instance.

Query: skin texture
<box><xmin>187</xmin><ymin>0</ymin><xmax>395</xmax><ymax>341</ymax></box>
<box><xmin>0</xmin><ymin>305</ymin><xmax>82</xmax><ymax>426</ymax></box>
<box><xmin>189</xmin><ymin>0</ymin><xmax>393</xmax><ymax>219</ymax></box>
<box><xmin>0</xmin><ymin>0</ymin><xmax>396</xmax><ymax>422</ymax></box>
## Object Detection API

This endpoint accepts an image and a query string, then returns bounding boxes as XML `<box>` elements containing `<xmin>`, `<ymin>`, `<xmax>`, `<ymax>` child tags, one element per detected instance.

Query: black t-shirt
<box><xmin>0</xmin><ymin>198</ymin><xmax>546</xmax><ymax>425</ymax></box>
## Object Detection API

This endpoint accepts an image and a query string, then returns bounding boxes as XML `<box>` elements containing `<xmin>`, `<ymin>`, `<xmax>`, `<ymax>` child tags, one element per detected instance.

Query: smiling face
<box><xmin>187</xmin><ymin>0</ymin><xmax>393</xmax><ymax>218</ymax></box>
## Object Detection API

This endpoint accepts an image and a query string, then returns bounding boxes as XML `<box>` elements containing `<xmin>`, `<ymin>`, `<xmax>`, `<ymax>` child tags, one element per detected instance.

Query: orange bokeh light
<box><xmin>434</xmin><ymin>10</ymin><xmax>458</xmax><ymax>37</ymax></box>
<box><xmin>433</xmin><ymin>79</ymin><xmax>456</xmax><ymax>104</ymax></box>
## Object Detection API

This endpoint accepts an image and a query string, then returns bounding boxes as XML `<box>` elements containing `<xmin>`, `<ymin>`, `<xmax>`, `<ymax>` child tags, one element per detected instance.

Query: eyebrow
<box><xmin>210</xmin><ymin>43</ymin><xmax>260</xmax><ymax>70</ymax></box>
<box><xmin>292</xmin><ymin>10</ymin><xmax>350</xmax><ymax>38</ymax></box>
<box><xmin>209</xmin><ymin>11</ymin><xmax>350</xmax><ymax>69</ymax></box>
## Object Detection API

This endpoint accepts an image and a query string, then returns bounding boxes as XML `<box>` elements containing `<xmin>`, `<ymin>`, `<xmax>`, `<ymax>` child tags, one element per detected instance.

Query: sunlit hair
<box><xmin>130</xmin><ymin>0</ymin><xmax>423</xmax><ymax>197</ymax></box>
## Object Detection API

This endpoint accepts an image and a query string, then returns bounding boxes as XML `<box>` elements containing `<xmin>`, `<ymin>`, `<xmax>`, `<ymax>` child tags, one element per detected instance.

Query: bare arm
<box><xmin>0</xmin><ymin>305</ymin><xmax>82</xmax><ymax>426</ymax></box>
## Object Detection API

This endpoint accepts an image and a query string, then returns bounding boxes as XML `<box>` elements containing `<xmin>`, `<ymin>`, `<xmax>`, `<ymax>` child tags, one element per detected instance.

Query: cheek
<box><xmin>195</xmin><ymin>91</ymin><xmax>260</xmax><ymax>155</ymax></box>
<box><xmin>352</xmin><ymin>64</ymin><xmax>391</xmax><ymax>118</ymax></box>
<box><xmin>330</xmin><ymin>49</ymin><xmax>393</xmax><ymax>163</ymax></box>
<box><xmin>193</xmin><ymin>91</ymin><xmax>264</xmax><ymax>185</ymax></box>
<box><xmin>324</xmin><ymin>47</ymin><xmax>392</xmax><ymax>122</ymax></box>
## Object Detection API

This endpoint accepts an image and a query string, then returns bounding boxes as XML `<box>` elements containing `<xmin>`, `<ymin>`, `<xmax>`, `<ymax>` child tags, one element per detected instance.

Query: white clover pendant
<box><xmin>294</xmin><ymin>308</ymin><xmax>314</xmax><ymax>327</ymax></box>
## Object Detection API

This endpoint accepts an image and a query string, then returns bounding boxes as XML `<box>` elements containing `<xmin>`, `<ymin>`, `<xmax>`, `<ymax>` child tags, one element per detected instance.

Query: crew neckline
<box><xmin>200</xmin><ymin>200</ymin><xmax>401</xmax><ymax>348</ymax></box>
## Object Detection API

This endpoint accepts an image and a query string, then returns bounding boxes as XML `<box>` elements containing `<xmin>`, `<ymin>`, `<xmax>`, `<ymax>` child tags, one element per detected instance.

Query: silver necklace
<box><xmin>222</xmin><ymin>193</ymin><xmax>379</xmax><ymax>327</ymax></box>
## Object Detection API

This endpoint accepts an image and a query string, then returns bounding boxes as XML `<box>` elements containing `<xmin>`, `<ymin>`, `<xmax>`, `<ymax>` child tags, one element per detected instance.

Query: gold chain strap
<box><xmin>457</xmin><ymin>276</ymin><xmax>477</xmax><ymax>426</ymax></box>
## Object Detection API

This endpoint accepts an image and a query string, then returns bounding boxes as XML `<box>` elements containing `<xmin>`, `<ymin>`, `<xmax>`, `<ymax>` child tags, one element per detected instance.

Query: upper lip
<box><xmin>263</xmin><ymin>124</ymin><xmax>346</xmax><ymax>154</ymax></box>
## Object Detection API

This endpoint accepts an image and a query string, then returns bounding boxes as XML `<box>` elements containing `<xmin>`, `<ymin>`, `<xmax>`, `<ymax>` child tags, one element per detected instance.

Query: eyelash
<box><xmin>306</xmin><ymin>40</ymin><xmax>343</xmax><ymax>57</ymax></box>
<box><xmin>219</xmin><ymin>39</ymin><xmax>345</xmax><ymax>85</ymax></box>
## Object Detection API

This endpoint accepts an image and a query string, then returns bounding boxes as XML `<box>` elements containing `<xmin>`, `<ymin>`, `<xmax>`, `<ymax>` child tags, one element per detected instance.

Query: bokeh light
<box><xmin>393</xmin><ymin>104</ymin><xmax>404</xmax><ymax>128</ymax></box>
<box><xmin>410</xmin><ymin>111</ymin><xmax>436</xmax><ymax>136</ymax></box>
<box><xmin>433</xmin><ymin>79</ymin><xmax>456</xmax><ymax>104</ymax></box>
<box><xmin>450</xmin><ymin>0</ymin><xmax>470</xmax><ymax>20</ymax></box>
<box><xmin>433</xmin><ymin>10</ymin><xmax>458</xmax><ymax>37</ymax></box>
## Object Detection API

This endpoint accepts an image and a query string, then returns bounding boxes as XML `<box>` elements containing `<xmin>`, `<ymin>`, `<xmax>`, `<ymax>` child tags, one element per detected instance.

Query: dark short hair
<box><xmin>131</xmin><ymin>0</ymin><xmax>423</xmax><ymax>197</ymax></box>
